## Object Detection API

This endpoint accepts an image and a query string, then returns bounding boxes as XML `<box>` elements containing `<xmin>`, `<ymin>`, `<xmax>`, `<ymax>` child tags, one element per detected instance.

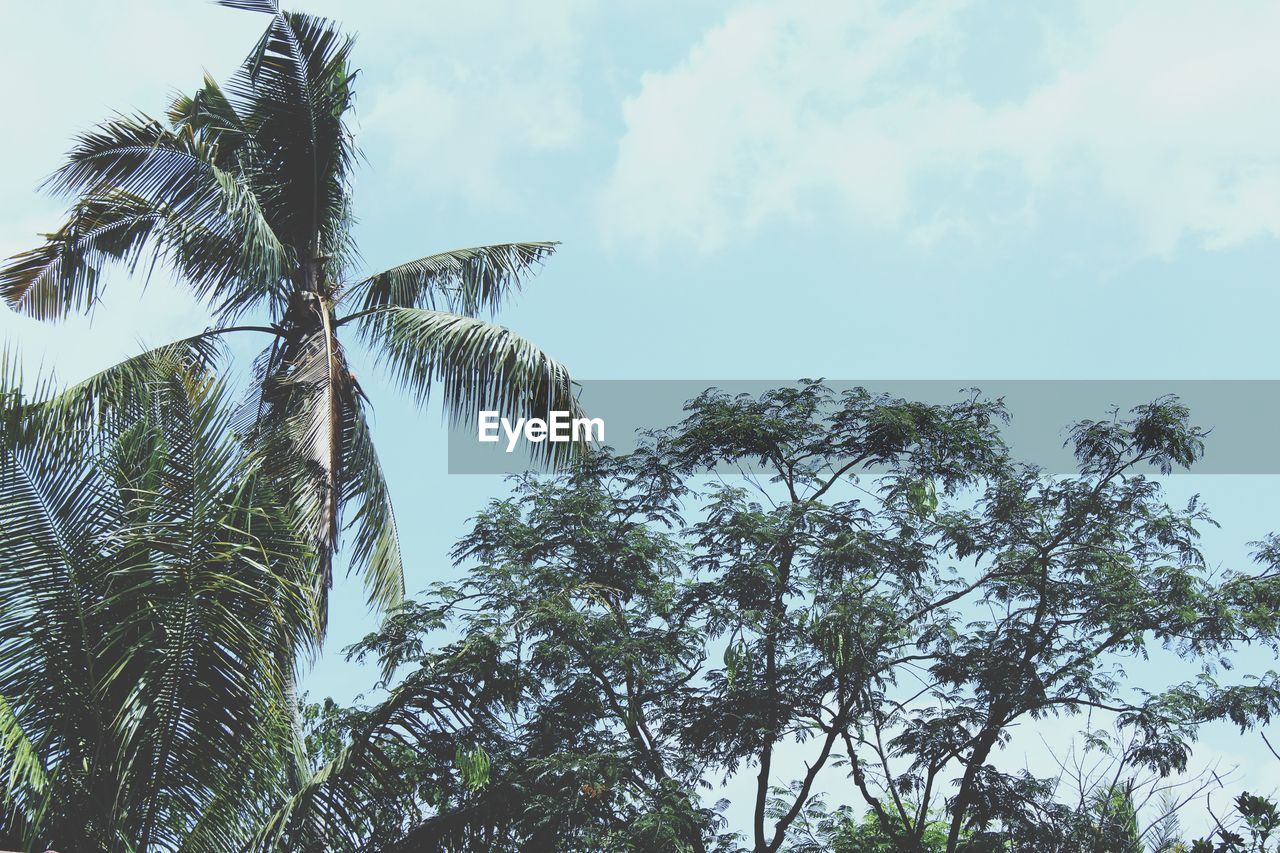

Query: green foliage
<box><xmin>1082</xmin><ymin>785</ymin><xmax>1143</xmax><ymax>853</ymax></box>
<box><xmin>1194</xmin><ymin>792</ymin><xmax>1280</xmax><ymax>852</ymax></box>
<box><xmin>826</xmin><ymin>808</ymin><xmax>952</xmax><ymax>852</ymax></box>
<box><xmin>275</xmin><ymin>382</ymin><xmax>1280</xmax><ymax>851</ymax></box>
<box><xmin>0</xmin><ymin>0</ymin><xmax>582</xmax><ymax>620</ymax></box>
<box><xmin>454</xmin><ymin>745</ymin><xmax>492</xmax><ymax>792</ymax></box>
<box><xmin>1150</xmin><ymin>791</ymin><xmax>1187</xmax><ymax>852</ymax></box>
<box><xmin>0</xmin><ymin>350</ymin><xmax>317</xmax><ymax>851</ymax></box>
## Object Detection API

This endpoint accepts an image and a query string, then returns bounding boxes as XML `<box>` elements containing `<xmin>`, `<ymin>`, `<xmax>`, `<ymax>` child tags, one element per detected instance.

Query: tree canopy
<box><xmin>265</xmin><ymin>382</ymin><xmax>1280</xmax><ymax>851</ymax></box>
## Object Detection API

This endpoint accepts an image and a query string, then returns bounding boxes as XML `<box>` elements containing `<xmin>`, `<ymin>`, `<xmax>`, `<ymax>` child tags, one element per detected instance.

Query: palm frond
<box><xmin>354</xmin><ymin>307</ymin><xmax>584</xmax><ymax>466</ymax></box>
<box><xmin>223</xmin><ymin>5</ymin><xmax>358</xmax><ymax>272</ymax></box>
<box><xmin>340</xmin><ymin>242</ymin><xmax>559</xmax><ymax>317</ymax></box>
<box><xmin>32</xmin><ymin>334</ymin><xmax>224</xmax><ymax>441</ymax></box>
<box><xmin>0</xmin><ymin>352</ymin><xmax>317</xmax><ymax>850</ymax></box>
<box><xmin>342</xmin><ymin>403</ymin><xmax>405</xmax><ymax>612</ymax></box>
<box><xmin>250</xmin><ymin>666</ymin><xmax>488</xmax><ymax>851</ymax></box>
<box><xmin>236</xmin><ymin>327</ymin><xmax>407</xmax><ymax>615</ymax></box>
<box><xmin>293</xmin><ymin>332</ymin><xmax>346</xmax><ymax>586</ymax></box>
<box><xmin>238</xmin><ymin>326</ymin><xmax>357</xmax><ymax>617</ymax></box>
<box><xmin>1</xmin><ymin>115</ymin><xmax>289</xmax><ymax>321</ymax></box>
<box><xmin>0</xmin><ymin>360</ymin><xmax>118</xmax><ymax>833</ymax></box>
<box><xmin>216</xmin><ymin>0</ymin><xmax>281</xmax><ymax>13</ymax></box>
<box><xmin>0</xmin><ymin>695</ymin><xmax>50</xmax><ymax>842</ymax></box>
<box><xmin>167</xmin><ymin>73</ymin><xmax>253</xmax><ymax>166</ymax></box>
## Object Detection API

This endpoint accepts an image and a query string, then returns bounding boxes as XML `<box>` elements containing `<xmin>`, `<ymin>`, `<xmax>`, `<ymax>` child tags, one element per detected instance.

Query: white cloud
<box><xmin>348</xmin><ymin>0</ymin><xmax>589</xmax><ymax>209</ymax></box>
<box><xmin>599</xmin><ymin>0</ymin><xmax>1280</xmax><ymax>254</ymax></box>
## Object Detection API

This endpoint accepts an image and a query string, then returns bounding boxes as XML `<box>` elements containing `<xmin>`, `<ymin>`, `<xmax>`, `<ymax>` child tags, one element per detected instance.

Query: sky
<box><xmin>3</xmin><ymin>0</ymin><xmax>1280</xmax><ymax>839</ymax></box>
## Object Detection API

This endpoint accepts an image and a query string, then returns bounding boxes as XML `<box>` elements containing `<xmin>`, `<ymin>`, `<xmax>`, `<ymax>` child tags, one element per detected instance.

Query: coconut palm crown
<box><xmin>0</xmin><ymin>0</ymin><xmax>580</xmax><ymax>620</ymax></box>
<box><xmin>0</xmin><ymin>349</ymin><xmax>319</xmax><ymax>851</ymax></box>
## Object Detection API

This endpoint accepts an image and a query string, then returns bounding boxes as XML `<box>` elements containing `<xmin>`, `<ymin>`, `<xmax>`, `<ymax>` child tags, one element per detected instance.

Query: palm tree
<box><xmin>0</xmin><ymin>347</ymin><xmax>319</xmax><ymax>851</ymax></box>
<box><xmin>0</xmin><ymin>0</ymin><xmax>580</xmax><ymax>620</ymax></box>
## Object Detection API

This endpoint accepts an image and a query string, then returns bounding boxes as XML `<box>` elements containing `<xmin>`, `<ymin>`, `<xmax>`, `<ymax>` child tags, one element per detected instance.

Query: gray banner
<box><xmin>447</xmin><ymin>380</ymin><xmax>1280</xmax><ymax>475</ymax></box>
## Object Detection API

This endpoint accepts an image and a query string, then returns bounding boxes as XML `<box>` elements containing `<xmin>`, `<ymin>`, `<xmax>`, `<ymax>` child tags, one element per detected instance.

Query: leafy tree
<box><xmin>260</xmin><ymin>458</ymin><xmax>722</xmax><ymax>851</ymax></box>
<box><xmin>824</xmin><ymin>807</ymin><xmax>952</xmax><ymax>852</ymax></box>
<box><xmin>0</xmin><ymin>0</ymin><xmax>580</xmax><ymax>622</ymax></box>
<box><xmin>0</xmin><ymin>349</ymin><xmax>317</xmax><ymax>851</ymax></box>
<box><xmin>267</xmin><ymin>382</ymin><xmax>1280</xmax><ymax>851</ymax></box>
<box><xmin>1193</xmin><ymin>792</ymin><xmax>1280</xmax><ymax>852</ymax></box>
<box><xmin>1150</xmin><ymin>791</ymin><xmax>1188</xmax><ymax>852</ymax></box>
<box><xmin>1082</xmin><ymin>784</ymin><xmax>1143</xmax><ymax>853</ymax></box>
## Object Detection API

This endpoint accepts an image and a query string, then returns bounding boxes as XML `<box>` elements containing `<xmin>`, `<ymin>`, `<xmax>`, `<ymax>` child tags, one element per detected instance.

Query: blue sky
<box><xmin>4</xmin><ymin>0</ymin><xmax>1280</xmax><ymax>836</ymax></box>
